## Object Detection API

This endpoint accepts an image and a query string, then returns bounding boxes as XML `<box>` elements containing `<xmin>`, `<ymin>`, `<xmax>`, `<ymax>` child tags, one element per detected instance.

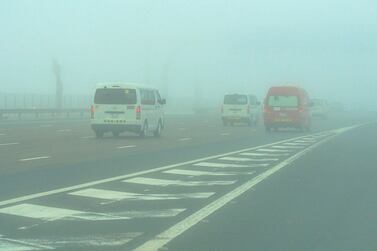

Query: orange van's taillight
<box><xmin>136</xmin><ymin>105</ymin><xmax>141</xmax><ymax>120</ymax></box>
<box><xmin>90</xmin><ymin>105</ymin><xmax>95</xmax><ymax>119</ymax></box>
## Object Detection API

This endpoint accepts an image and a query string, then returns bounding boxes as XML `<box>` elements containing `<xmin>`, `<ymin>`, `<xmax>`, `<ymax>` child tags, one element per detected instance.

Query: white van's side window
<box><xmin>141</xmin><ymin>89</ymin><xmax>156</xmax><ymax>105</ymax></box>
<box><xmin>156</xmin><ymin>91</ymin><xmax>162</xmax><ymax>104</ymax></box>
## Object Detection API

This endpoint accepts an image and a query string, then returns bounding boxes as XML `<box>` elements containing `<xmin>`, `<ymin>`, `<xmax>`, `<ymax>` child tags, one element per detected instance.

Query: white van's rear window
<box><xmin>224</xmin><ymin>94</ymin><xmax>247</xmax><ymax>105</ymax></box>
<box><xmin>268</xmin><ymin>95</ymin><xmax>299</xmax><ymax>107</ymax></box>
<box><xmin>94</xmin><ymin>88</ymin><xmax>137</xmax><ymax>105</ymax></box>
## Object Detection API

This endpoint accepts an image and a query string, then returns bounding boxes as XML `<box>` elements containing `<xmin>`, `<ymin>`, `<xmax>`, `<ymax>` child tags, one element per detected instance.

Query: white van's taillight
<box><xmin>136</xmin><ymin>105</ymin><xmax>141</xmax><ymax>120</ymax></box>
<box><xmin>90</xmin><ymin>105</ymin><xmax>95</xmax><ymax>119</ymax></box>
<box><xmin>221</xmin><ymin>105</ymin><xmax>224</xmax><ymax>113</ymax></box>
<box><xmin>247</xmin><ymin>106</ymin><xmax>251</xmax><ymax>114</ymax></box>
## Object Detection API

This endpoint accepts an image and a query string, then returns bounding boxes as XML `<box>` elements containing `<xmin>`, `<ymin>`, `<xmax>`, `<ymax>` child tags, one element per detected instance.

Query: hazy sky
<box><xmin>0</xmin><ymin>0</ymin><xmax>376</xmax><ymax>106</ymax></box>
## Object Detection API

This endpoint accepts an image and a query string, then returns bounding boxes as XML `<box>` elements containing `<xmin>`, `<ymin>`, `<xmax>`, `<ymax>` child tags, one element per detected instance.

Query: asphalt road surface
<box><xmin>0</xmin><ymin>113</ymin><xmax>375</xmax><ymax>251</ymax></box>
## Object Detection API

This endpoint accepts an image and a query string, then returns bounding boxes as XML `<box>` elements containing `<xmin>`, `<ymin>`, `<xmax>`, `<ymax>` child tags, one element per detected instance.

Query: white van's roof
<box><xmin>96</xmin><ymin>82</ymin><xmax>157</xmax><ymax>90</ymax></box>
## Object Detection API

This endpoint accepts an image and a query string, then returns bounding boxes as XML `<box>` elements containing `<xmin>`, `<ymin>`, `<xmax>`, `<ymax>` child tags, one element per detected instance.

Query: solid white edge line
<box><xmin>132</xmin><ymin>125</ymin><xmax>359</xmax><ymax>251</ymax></box>
<box><xmin>0</xmin><ymin>127</ymin><xmax>351</xmax><ymax>207</ymax></box>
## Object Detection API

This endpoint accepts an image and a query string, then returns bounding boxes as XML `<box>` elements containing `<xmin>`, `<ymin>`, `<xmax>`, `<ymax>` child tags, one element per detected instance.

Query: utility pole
<box><xmin>53</xmin><ymin>59</ymin><xmax>63</xmax><ymax>109</ymax></box>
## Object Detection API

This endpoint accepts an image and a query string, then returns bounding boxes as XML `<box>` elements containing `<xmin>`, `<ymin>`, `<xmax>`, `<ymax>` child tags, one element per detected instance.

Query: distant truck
<box><xmin>263</xmin><ymin>86</ymin><xmax>312</xmax><ymax>132</ymax></box>
<box><xmin>221</xmin><ymin>94</ymin><xmax>261</xmax><ymax>126</ymax></box>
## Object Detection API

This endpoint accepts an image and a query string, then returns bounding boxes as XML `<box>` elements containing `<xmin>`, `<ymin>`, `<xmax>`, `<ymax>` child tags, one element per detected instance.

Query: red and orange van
<box><xmin>263</xmin><ymin>86</ymin><xmax>311</xmax><ymax>132</ymax></box>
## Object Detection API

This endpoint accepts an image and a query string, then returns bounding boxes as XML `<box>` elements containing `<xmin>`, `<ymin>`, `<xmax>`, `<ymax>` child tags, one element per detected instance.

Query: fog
<box><xmin>0</xmin><ymin>0</ymin><xmax>376</xmax><ymax>109</ymax></box>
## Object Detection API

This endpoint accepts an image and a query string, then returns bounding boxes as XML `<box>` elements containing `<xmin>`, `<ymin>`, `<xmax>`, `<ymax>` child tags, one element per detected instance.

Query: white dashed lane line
<box><xmin>19</xmin><ymin>156</ymin><xmax>51</xmax><ymax>162</ymax></box>
<box><xmin>56</xmin><ymin>129</ymin><xmax>72</xmax><ymax>133</ymax></box>
<box><xmin>220</xmin><ymin>133</ymin><xmax>230</xmax><ymax>136</ymax></box>
<box><xmin>0</xmin><ymin>133</ymin><xmax>6</xmax><ymax>136</ymax></box>
<box><xmin>179</xmin><ymin>137</ymin><xmax>192</xmax><ymax>141</ymax></box>
<box><xmin>0</xmin><ymin>142</ymin><xmax>19</xmax><ymax>146</ymax></box>
<box><xmin>117</xmin><ymin>145</ymin><xmax>136</xmax><ymax>149</ymax></box>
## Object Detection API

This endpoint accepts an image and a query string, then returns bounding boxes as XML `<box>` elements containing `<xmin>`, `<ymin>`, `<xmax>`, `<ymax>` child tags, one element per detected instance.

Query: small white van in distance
<box><xmin>91</xmin><ymin>83</ymin><xmax>166</xmax><ymax>138</ymax></box>
<box><xmin>221</xmin><ymin>93</ymin><xmax>261</xmax><ymax>126</ymax></box>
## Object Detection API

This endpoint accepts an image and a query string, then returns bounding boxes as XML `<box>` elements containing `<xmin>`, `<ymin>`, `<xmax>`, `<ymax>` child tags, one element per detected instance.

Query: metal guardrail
<box><xmin>0</xmin><ymin>108</ymin><xmax>89</xmax><ymax>120</ymax></box>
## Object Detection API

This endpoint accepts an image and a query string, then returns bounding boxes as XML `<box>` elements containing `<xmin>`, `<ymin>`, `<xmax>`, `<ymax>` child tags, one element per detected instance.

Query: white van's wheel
<box><xmin>154</xmin><ymin>121</ymin><xmax>162</xmax><ymax>138</ymax></box>
<box><xmin>112</xmin><ymin>131</ymin><xmax>120</xmax><ymax>138</ymax></box>
<box><xmin>139</xmin><ymin>121</ymin><xmax>148</xmax><ymax>138</ymax></box>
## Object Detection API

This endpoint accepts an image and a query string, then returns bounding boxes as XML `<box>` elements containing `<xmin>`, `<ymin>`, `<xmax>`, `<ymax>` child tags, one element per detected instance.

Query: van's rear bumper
<box><xmin>91</xmin><ymin>124</ymin><xmax>141</xmax><ymax>133</ymax></box>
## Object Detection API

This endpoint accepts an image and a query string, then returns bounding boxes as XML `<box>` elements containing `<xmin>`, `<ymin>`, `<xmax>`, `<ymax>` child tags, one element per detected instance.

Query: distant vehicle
<box><xmin>263</xmin><ymin>86</ymin><xmax>311</xmax><ymax>132</ymax></box>
<box><xmin>91</xmin><ymin>83</ymin><xmax>166</xmax><ymax>138</ymax></box>
<box><xmin>311</xmin><ymin>98</ymin><xmax>329</xmax><ymax>119</ymax></box>
<box><xmin>221</xmin><ymin>94</ymin><xmax>261</xmax><ymax>126</ymax></box>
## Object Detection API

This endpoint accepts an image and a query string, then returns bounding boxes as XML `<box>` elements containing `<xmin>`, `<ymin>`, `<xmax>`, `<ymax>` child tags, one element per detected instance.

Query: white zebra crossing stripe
<box><xmin>218</xmin><ymin>157</ymin><xmax>254</xmax><ymax>162</ymax></box>
<box><xmin>123</xmin><ymin>177</ymin><xmax>236</xmax><ymax>186</ymax></box>
<box><xmin>69</xmin><ymin>188</ymin><xmax>214</xmax><ymax>201</ymax></box>
<box><xmin>0</xmin><ymin>237</ymin><xmax>52</xmax><ymax>250</ymax></box>
<box><xmin>193</xmin><ymin>162</ymin><xmax>260</xmax><ymax>168</ymax></box>
<box><xmin>239</xmin><ymin>152</ymin><xmax>288</xmax><ymax>157</ymax></box>
<box><xmin>0</xmin><ymin>232</ymin><xmax>142</xmax><ymax>250</ymax></box>
<box><xmin>271</xmin><ymin>145</ymin><xmax>304</xmax><ymax>149</ymax></box>
<box><xmin>0</xmin><ymin>204</ymin><xmax>185</xmax><ymax>222</ymax></box>
<box><xmin>0</xmin><ymin>204</ymin><xmax>128</xmax><ymax>221</ymax></box>
<box><xmin>282</xmin><ymin>142</ymin><xmax>309</xmax><ymax>146</ymax></box>
<box><xmin>163</xmin><ymin>169</ymin><xmax>251</xmax><ymax>176</ymax></box>
<box><xmin>256</xmin><ymin>148</ymin><xmax>291</xmax><ymax>153</ymax></box>
<box><xmin>236</xmin><ymin>158</ymin><xmax>278</xmax><ymax>162</ymax></box>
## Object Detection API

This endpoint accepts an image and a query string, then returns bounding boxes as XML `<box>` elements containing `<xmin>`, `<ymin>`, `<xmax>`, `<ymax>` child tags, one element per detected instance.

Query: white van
<box><xmin>91</xmin><ymin>83</ymin><xmax>166</xmax><ymax>138</ymax></box>
<box><xmin>221</xmin><ymin>94</ymin><xmax>261</xmax><ymax>126</ymax></box>
<box><xmin>311</xmin><ymin>98</ymin><xmax>329</xmax><ymax>119</ymax></box>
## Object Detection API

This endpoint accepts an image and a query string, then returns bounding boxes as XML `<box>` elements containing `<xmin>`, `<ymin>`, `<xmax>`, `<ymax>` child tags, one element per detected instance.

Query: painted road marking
<box><xmin>19</xmin><ymin>156</ymin><xmax>50</xmax><ymax>162</ymax></box>
<box><xmin>163</xmin><ymin>169</ymin><xmax>250</xmax><ymax>176</ymax></box>
<box><xmin>193</xmin><ymin>162</ymin><xmax>257</xmax><ymax>168</ymax></box>
<box><xmin>0</xmin><ymin>130</ymin><xmax>344</xmax><ymax>207</ymax></box>
<box><xmin>0</xmin><ymin>237</ymin><xmax>52</xmax><ymax>250</ymax></box>
<box><xmin>0</xmin><ymin>142</ymin><xmax>19</xmax><ymax>146</ymax></box>
<box><xmin>179</xmin><ymin>137</ymin><xmax>192</xmax><ymax>141</ymax></box>
<box><xmin>283</xmin><ymin>142</ymin><xmax>309</xmax><ymax>146</ymax></box>
<box><xmin>272</xmin><ymin>145</ymin><xmax>304</xmax><ymax>149</ymax></box>
<box><xmin>56</xmin><ymin>129</ymin><xmax>71</xmax><ymax>133</ymax></box>
<box><xmin>295</xmin><ymin>139</ymin><xmax>317</xmax><ymax>143</ymax></box>
<box><xmin>220</xmin><ymin>133</ymin><xmax>230</xmax><ymax>136</ymax></box>
<box><xmin>69</xmin><ymin>188</ymin><xmax>214</xmax><ymax>201</ymax></box>
<box><xmin>117</xmin><ymin>145</ymin><xmax>136</xmax><ymax>149</ymax></box>
<box><xmin>1</xmin><ymin>233</ymin><xmax>142</xmax><ymax>250</ymax></box>
<box><xmin>219</xmin><ymin>156</ymin><xmax>258</xmax><ymax>162</ymax></box>
<box><xmin>257</xmin><ymin>148</ymin><xmax>291</xmax><ymax>153</ymax></box>
<box><xmin>239</xmin><ymin>152</ymin><xmax>287</xmax><ymax>157</ymax></box>
<box><xmin>124</xmin><ymin>177</ymin><xmax>236</xmax><ymax>187</ymax></box>
<box><xmin>133</xmin><ymin>126</ymin><xmax>356</xmax><ymax>251</ymax></box>
<box><xmin>235</xmin><ymin>158</ymin><xmax>279</xmax><ymax>162</ymax></box>
<box><xmin>0</xmin><ymin>203</ymin><xmax>128</xmax><ymax>221</ymax></box>
<box><xmin>0</xmin><ymin>133</ymin><xmax>6</xmax><ymax>136</ymax></box>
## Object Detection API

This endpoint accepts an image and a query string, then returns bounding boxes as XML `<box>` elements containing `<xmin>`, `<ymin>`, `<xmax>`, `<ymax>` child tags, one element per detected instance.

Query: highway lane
<box><xmin>0</xmin><ymin>114</ymin><xmax>374</xmax><ymax>250</ymax></box>
<box><xmin>165</xmin><ymin>122</ymin><xmax>377</xmax><ymax>251</ymax></box>
<box><xmin>0</xmin><ymin>114</ymin><xmax>367</xmax><ymax>198</ymax></box>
